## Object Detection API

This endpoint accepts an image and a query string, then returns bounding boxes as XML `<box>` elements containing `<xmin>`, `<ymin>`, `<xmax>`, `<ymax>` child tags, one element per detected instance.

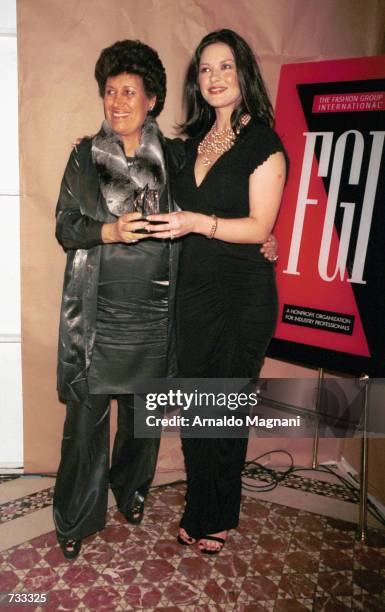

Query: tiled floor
<box><xmin>0</xmin><ymin>472</ymin><xmax>385</xmax><ymax>611</ymax></box>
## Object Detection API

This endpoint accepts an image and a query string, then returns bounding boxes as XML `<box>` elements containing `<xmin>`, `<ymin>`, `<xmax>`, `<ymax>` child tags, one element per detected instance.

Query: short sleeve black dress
<box><xmin>172</xmin><ymin>119</ymin><xmax>287</xmax><ymax>540</ymax></box>
<box><xmin>174</xmin><ymin>119</ymin><xmax>285</xmax><ymax>379</ymax></box>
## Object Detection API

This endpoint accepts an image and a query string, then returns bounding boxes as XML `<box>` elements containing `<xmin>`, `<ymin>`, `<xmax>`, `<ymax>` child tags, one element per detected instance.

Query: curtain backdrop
<box><xmin>17</xmin><ymin>0</ymin><xmax>385</xmax><ymax>472</ymax></box>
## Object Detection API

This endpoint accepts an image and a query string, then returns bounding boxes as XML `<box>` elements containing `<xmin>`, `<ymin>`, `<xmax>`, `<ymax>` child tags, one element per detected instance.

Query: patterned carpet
<box><xmin>1</xmin><ymin>482</ymin><xmax>385</xmax><ymax>611</ymax></box>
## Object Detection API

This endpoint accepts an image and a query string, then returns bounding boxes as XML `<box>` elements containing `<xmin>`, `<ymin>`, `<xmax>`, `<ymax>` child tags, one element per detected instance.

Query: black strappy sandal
<box><xmin>177</xmin><ymin>528</ymin><xmax>196</xmax><ymax>546</ymax></box>
<box><xmin>198</xmin><ymin>534</ymin><xmax>226</xmax><ymax>555</ymax></box>
<box><xmin>59</xmin><ymin>539</ymin><xmax>82</xmax><ymax>559</ymax></box>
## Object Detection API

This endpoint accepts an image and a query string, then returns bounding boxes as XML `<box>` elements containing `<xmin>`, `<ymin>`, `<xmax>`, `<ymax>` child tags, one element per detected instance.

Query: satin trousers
<box><xmin>53</xmin><ymin>394</ymin><xmax>160</xmax><ymax>542</ymax></box>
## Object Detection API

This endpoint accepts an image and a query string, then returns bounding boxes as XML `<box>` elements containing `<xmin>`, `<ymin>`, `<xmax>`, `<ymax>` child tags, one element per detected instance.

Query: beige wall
<box><xmin>17</xmin><ymin>0</ymin><xmax>385</xmax><ymax>472</ymax></box>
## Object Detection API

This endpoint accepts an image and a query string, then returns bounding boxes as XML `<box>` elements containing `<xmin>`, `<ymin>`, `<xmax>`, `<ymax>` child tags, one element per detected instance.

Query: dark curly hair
<box><xmin>179</xmin><ymin>29</ymin><xmax>274</xmax><ymax>137</ymax></box>
<box><xmin>94</xmin><ymin>39</ymin><xmax>166</xmax><ymax>117</ymax></box>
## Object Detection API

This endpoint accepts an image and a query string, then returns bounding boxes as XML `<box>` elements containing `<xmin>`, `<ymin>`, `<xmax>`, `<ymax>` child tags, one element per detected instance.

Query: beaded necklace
<box><xmin>197</xmin><ymin>114</ymin><xmax>251</xmax><ymax>166</ymax></box>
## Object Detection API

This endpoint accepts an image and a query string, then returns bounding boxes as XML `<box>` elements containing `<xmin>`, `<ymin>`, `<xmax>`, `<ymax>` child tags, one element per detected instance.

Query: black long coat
<box><xmin>55</xmin><ymin>136</ymin><xmax>183</xmax><ymax>403</ymax></box>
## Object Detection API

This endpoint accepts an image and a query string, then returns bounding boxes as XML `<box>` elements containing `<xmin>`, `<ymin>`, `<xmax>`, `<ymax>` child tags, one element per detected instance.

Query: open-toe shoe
<box><xmin>59</xmin><ymin>539</ymin><xmax>82</xmax><ymax>559</ymax></box>
<box><xmin>123</xmin><ymin>492</ymin><xmax>145</xmax><ymax>525</ymax></box>
<box><xmin>198</xmin><ymin>534</ymin><xmax>226</xmax><ymax>555</ymax></box>
<box><xmin>177</xmin><ymin>528</ymin><xmax>197</xmax><ymax>546</ymax></box>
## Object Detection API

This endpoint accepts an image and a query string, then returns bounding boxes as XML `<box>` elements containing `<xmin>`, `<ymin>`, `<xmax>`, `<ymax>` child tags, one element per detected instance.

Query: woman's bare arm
<box><xmin>147</xmin><ymin>152</ymin><xmax>286</xmax><ymax>243</ymax></box>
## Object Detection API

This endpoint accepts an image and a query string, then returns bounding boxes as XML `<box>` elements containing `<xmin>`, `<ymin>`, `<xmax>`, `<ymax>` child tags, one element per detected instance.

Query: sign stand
<box><xmin>311</xmin><ymin>367</ymin><xmax>324</xmax><ymax>469</ymax></box>
<box><xmin>357</xmin><ymin>374</ymin><xmax>370</xmax><ymax>542</ymax></box>
<box><xmin>261</xmin><ymin>370</ymin><xmax>373</xmax><ymax>541</ymax></box>
<box><xmin>311</xmin><ymin>370</ymin><xmax>371</xmax><ymax>541</ymax></box>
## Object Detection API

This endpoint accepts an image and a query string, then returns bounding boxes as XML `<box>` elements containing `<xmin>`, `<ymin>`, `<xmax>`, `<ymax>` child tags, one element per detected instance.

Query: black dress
<box><xmin>173</xmin><ymin>119</ymin><xmax>286</xmax><ymax>538</ymax></box>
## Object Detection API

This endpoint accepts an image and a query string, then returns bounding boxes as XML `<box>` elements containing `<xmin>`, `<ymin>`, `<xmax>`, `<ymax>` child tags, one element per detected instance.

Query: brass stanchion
<box><xmin>357</xmin><ymin>373</ymin><xmax>370</xmax><ymax>542</ymax></box>
<box><xmin>312</xmin><ymin>367</ymin><xmax>324</xmax><ymax>469</ymax></box>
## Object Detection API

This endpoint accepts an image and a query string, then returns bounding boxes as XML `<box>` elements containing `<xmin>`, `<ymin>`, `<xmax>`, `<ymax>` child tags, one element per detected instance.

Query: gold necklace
<box><xmin>197</xmin><ymin>114</ymin><xmax>251</xmax><ymax>166</ymax></box>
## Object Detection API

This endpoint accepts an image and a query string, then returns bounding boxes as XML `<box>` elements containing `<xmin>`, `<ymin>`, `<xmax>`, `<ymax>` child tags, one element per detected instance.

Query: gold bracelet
<box><xmin>207</xmin><ymin>214</ymin><xmax>218</xmax><ymax>239</ymax></box>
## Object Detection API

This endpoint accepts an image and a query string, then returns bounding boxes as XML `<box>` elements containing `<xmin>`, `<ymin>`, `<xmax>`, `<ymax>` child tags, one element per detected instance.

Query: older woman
<box><xmin>149</xmin><ymin>29</ymin><xmax>287</xmax><ymax>554</ymax></box>
<box><xmin>53</xmin><ymin>39</ymin><xmax>185</xmax><ymax>559</ymax></box>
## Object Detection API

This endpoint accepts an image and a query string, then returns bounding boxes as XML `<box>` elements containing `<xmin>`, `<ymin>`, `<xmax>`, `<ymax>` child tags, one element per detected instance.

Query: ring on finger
<box><xmin>271</xmin><ymin>255</ymin><xmax>279</xmax><ymax>262</ymax></box>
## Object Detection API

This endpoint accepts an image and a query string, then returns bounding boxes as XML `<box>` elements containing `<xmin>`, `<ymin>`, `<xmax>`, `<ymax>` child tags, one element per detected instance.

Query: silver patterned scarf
<box><xmin>91</xmin><ymin>115</ymin><xmax>167</xmax><ymax>217</ymax></box>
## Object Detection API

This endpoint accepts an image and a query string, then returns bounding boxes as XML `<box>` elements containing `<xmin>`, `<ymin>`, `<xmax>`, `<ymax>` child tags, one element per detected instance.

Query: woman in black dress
<box><xmin>149</xmin><ymin>29</ymin><xmax>287</xmax><ymax>553</ymax></box>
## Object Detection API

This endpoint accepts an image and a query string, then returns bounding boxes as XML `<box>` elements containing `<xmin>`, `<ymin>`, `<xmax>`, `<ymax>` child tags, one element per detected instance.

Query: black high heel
<box><xmin>177</xmin><ymin>528</ymin><xmax>196</xmax><ymax>546</ymax></box>
<box><xmin>198</xmin><ymin>535</ymin><xmax>226</xmax><ymax>555</ymax></box>
<box><xmin>59</xmin><ymin>539</ymin><xmax>82</xmax><ymax>559</ymax></box>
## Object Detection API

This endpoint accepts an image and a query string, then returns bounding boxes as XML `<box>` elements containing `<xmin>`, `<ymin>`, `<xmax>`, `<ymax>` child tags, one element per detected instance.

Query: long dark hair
<box><xmin>179</xmin><ymin>29</ymin><xmax>274</xmax><ymax>137</ymax></box>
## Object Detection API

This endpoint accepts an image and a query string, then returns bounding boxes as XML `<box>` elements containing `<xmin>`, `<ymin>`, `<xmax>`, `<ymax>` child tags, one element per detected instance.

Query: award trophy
<box><xmin>133</xmin><ymin>185</ymin><xmax>162</xmax><ymax>232</ymax></box>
